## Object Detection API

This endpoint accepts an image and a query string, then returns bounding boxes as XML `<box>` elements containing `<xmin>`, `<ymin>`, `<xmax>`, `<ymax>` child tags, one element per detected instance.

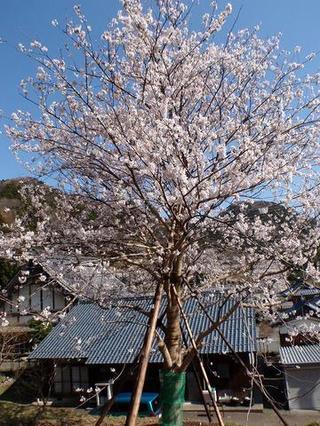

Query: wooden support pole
<box><xmin>95</xmin><ymin>355</ymin><xmax>140</xmax><ymax>426</ymax></box>
<box><xmin>195</xmin><ymin>352</ymin><xmax>224</xmax><ymax>425</ymax></box>
<box><xmin>188</xmin><ymin>288</ymin><xmax>289</xmax><ymax>426</ymax></box>
<box><xmin>192</xmin><ymin>358</ymin><xmax>213</xmax><ymax>423</ymax></box>
<box><xmin>125</xmin><ymin>283</ymin><xmax>163</xmax><ymax>426</ymax></box>
<box><xmin>95</xmin><ymin>393</ymin><xmax>118</xmax><ymax>426</ymax></box>
<box><xmin>180</xmin><ymin>322</ymin><xmax>212</xmax><ymax>423</ymax></box>
<box><xmin>171</xmin><ymin>285</ymin><xmax>225</xmax><ymax>426</ymax></box>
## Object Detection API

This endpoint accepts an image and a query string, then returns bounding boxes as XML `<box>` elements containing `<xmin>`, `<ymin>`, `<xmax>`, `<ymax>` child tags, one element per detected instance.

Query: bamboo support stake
<box><xmin>125</xmin><ymin>283</ymin><xmax>163</xmax><ymax>426</ymax></box>
<box><xmin>188</xmin><ymin>288</ymin><xmax>289</xmax><ymax>426</ymax></box>
<box><xmin>192</xmin><ymin>358</ymin><xmax>213</xmax><ymax>423</ymax></box>
<box><xmin>95</xmin><ymin>355</ymin><xmax>140</xmax><ymax>426</ymax></box>
<box><xmin>171</xmin><ymin>285</ymin><xmax>225</xmax><ymax>426</ymax></box>
<box><xmin>194</xmin><ymin>353</ymin><xmax>224</xmax><ymax>426</ymax></box>
<box><xmin>180</xmin><ymin>323</ymin><xmax>213</xmax><ymax>423</ymax></box>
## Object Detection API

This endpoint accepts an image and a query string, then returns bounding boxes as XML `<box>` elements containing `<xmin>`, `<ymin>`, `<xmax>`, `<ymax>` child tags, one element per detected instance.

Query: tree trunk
<box><xmin>160</xmin><ymin>370</ymin><xmax>186</xmax><ymax>426</ymax></box>
<box><xmin>164</xmin><ymin>300</ymin><xmax>182</xmax><ymax>368</ymax></box>
<box><xmin>161</xmin><ymin>291</ymin><xmax>186</xmax><ymax>426</ymax></box>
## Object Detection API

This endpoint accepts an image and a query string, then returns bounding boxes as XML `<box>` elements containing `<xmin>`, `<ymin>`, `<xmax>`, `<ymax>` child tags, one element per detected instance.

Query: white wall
<box><xmin>30</xmin><ymin>285</ymin><xmax>42</xmax><ymax>311</ymax></box>
<box><xmin>7</xmin><ymin>283</ymin><xmax>68</xmax><ymax>318</ymax></box>
<box><xmin>54</xmin><ymin>291</ymin><xmax>66</xmax><ymax>310</ymax></box>
<box><xmin>285</xmin><ymin>366</ymin><xmax>320</xmax><ymax>410</ymax></box>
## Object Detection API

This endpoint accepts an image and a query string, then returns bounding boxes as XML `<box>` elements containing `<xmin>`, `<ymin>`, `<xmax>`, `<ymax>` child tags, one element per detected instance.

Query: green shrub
<box><xmin>0</xmin><ymin>181</ymin><xmax>21</xmax><ymax>200</ymax></box>
<box><xmin>0</xmin><ymin>375</ymin><xmax>8</xmax><ymax>385</ymax></box>
<box><xmin>0</xmin><ymin>257</ymin><xmax>19</xmax><ymax>288</ymax></box>
<box><xmin>28</xmin><ymin>319</ymin><xmax>53</xmax><ymax>345</ymax></box>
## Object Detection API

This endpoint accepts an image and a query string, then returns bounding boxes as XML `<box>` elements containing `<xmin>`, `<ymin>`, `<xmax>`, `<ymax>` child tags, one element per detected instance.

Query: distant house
<box><xmin>277</xmin><ymin>282</ymin><xmax>320</xmax><ymax>410</ymax></box>
<box><xmin>3</xmin><ymin>259</ymin><xmax>73</xmax><ymax>325</ymax></box>
<box><xmin>2</xmin><ymin>256</ymin><xmax>124</xmax><ymax>322</ymax></box>
<box><xmin>29</xmin><ymin>293</ymin><xmax>257</xmax><ymax>405</ymax></box>
<box><xmin>254</xmin><ymin>282</ymin><xmax>320</xmax><ymax>410</ymax></box>
<box><xmin>281</xmin><ymin>283</ymin><xmax>320</xmax><ymax>319</ymax></box>
<box><xmin>0</xmin><ymin>259</ymin><xmax>76</xmax><ymax>372</ymax></box>
<box><xmin>279</xmin><ymin>318</ymin><xmax>320</xmax><ymax>346</ymax></box>
<box><xmin>280</xmin><ymin>344</ymin><xmax>320</xmax><ymax>410</ymax></box>
<box><xmin>0</xmin><ymin>257</ymin><xmax>121</xmax><ymax>372</ymax></box>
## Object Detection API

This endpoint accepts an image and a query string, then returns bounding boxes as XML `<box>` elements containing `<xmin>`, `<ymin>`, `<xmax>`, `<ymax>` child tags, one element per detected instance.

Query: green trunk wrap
<box><xmin>160</xmin><ymin>370</ymin><xmax>186</xmax><ymax>426</ymax></box>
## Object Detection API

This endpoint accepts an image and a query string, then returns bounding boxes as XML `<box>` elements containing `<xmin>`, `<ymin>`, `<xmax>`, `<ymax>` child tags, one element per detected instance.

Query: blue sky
<box><xmin>1</xmin><ymin>0</ymin><xmax>320</xmax><ymax>180</ymax></box>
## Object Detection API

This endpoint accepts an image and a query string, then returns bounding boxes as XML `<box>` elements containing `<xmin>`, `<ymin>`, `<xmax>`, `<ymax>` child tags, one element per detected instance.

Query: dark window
<box><xmin>216</xmin><ymin>363</ymin><xmax>230</xmax><ymax>379</ymax></box>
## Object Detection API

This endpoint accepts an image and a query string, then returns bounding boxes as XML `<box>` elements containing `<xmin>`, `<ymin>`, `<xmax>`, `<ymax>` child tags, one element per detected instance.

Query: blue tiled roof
<box><xmin>29</xmin><ymin>293</ymin><xmax>256</xmax><ymax>364</ymax></box>
<box><xmin>280</xmin><ymin>344</ymin><xmax>320</xmax><ymax>365</ymax></box>
<box><xmin>280</xmin><ymin>282</ymin><xmax>303</xmax><ymax>298</ymax></box>
<box><xmin>305</xmin><ymin>296</ymin><xmax>320</xmax><ymax>312</ymax></box>
<box><xmin>297</xmin><ymin>288</ymin><xmax>320</xmax><ymax>297</ymax></box>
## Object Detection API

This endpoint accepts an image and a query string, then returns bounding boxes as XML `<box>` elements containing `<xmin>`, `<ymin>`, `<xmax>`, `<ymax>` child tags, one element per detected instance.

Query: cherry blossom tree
<box><xmin>2</xmin><ymin>0</ymin><xmax>320</xmax><ymax>423</ymax></box>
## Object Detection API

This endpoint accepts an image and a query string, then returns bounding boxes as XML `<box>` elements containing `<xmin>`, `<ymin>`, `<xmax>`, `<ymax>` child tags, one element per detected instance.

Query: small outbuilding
<box><xmin>280</xmin><ymin>344</ymin><xmax>320</xmax><ymax>410</ymax></box>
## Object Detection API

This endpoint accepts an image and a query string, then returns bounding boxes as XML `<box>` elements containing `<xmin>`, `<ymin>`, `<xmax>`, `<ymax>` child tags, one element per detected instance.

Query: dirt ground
<box><xmin>0</xmin><ymin>401</ymin><xmax>319</xmax><ymax>426</ymax></box>
<box><xmin>189</xmin><ymin>409</ymin><xmax>320</xmax><ymax>426</ymax></box>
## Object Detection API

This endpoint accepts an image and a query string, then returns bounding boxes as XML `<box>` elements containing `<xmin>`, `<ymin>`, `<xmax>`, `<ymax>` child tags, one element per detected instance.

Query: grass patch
<box><xmin>0</xmin><ymin>401</ymin><xmax>160</xmax><ymax>425</ymax></box>
<box><xmin>0</xmin><ymin>401</ymin><xmax>93</xmax><ymax>426</ymax></box>
<box><xmin>0</xmin><ymin>383</ymin><xmax>11</xmax><ymax>396</ymax></box>
<box><xmin>0</xmin><ymin>401</ymin><xmax>243</xmax><ymax>425</ymax></box>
